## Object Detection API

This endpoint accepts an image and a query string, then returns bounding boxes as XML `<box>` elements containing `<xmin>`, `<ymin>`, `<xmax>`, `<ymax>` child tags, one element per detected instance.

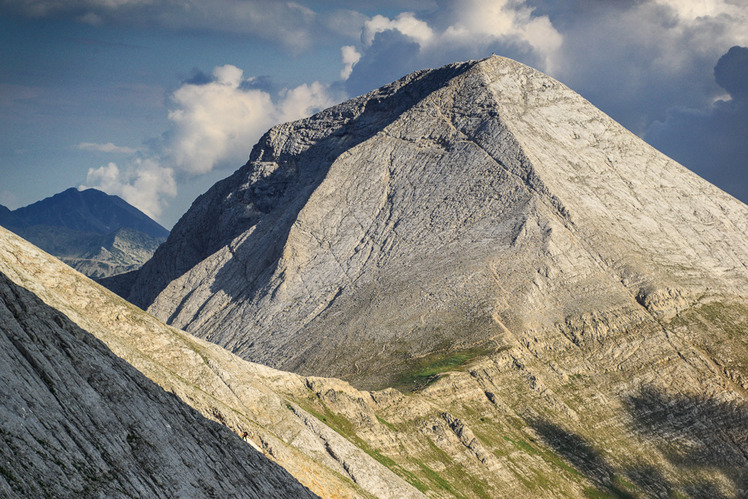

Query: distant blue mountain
<box><xmin>0</xmin><ymin>188</ymin><xmax>168</xmax><ymax>278</ymax></box>
<box><xmin>0</xmin><ymin>187</ymin><xmax>168</xmax><ymax>239</ymax></box>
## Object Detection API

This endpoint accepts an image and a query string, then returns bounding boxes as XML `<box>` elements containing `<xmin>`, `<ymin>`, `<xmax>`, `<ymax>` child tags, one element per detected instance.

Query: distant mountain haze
<box><xmin>0</xmin><ymin>187</ymin><xmax>168</xmax><ymax>278</ymax></box>
<box><xmin>0</xmin><ymin>187</ymin><xmax>168</xmax><ymax>238</ymax></box>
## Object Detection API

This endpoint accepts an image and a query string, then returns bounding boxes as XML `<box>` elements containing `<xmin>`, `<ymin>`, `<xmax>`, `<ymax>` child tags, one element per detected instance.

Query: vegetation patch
<box><xmin>413</xmin><ymin>458</ymin><xmax>466</xmax><ymax>498</ymax></box>
<box><xmin>391</xmin><ymin>345</ymin><xmax>495</xmax><ymax>392</ymax></box>
<box><xmin>375</xmin><ymin>415</ymin><xmax>397</xmax><ymax>432</ymax></box>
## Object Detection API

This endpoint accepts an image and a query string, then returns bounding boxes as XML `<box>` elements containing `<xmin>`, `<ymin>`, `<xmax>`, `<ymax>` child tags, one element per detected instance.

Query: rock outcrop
<box><xmin>0</xmin><ymin>225</ymin><xmax>423</xmax><ymax>498</ymax></box>
<box><xmin>0</xmin><ymin>258</ymin><xmax>316</xmax><ymax>497</ymax></box>
<box><xmin>7</xmin><ymin>223</ymin><xmax>747</xmax><ymax>497</ymax></box>
<box><xmin>114</xmin><ymin>56</ymin><xmax>747</xmax><ymax>391</ymax></box>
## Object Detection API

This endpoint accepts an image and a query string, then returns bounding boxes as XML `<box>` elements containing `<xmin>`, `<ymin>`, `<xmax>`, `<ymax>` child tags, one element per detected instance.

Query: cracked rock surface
<box><xmin>0</xmin><ymin>263</ymin><xmax>316</xmax><ymax>498</ymax></box>
<box><xmin>115</xmin><ymin>56</ymin><xmax>747</xmax><ymax>390</ymax></box>
<box><xmin>0</xmin><ymin>225</ymin><xmax>422</xmax><ymax>499</ymax></box>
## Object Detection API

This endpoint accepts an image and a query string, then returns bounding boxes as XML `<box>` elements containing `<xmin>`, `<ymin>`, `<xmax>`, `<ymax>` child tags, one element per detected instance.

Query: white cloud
<box><xmin>277</xmin><ymin>81</ymin><xmax>338</xmax><ymax>123</ymax></box>
<box><xmin>84</xmin><ymin>64</ymin><xmax>339</xmax><ymax>221</ymax></box>
<box><xmin>352</xmin><ymin>1</ymin><xmax>562</xmax><ymax>79</ymax></box>
<box><xmin>442</xmin><ymin>0</ymin><xmax>562</xmax><ymax>71</ymax></box>
<box><xmin>76</xmin><ymin>142</ymin><xmax>137</xmax><ymax>154</ymax></box>
<box><xmin>84</xmin><ymin>160</ymin><xmax>176</xmax><ymax>219</ymax></box>
<box><xmin>344</xmin><ymin>1</ymin><xmax>563</xmax><ymax>97</ymax></box>
<box><xmin>165</xmin><ymin>64</ymin><xmax>277</xmax><ymax>176</ymax></box>
<box><xmin>657</xmin><ymin>0</ymin><xmax>748</xmax><ymax>21</ymax></box>
<box><xmin>340</xmin><ymin>45</ymin><xmax>362</xmax><ymax>80</ymax></box>
<box><xmin>362</xmin><ymin>13</ymin><xmax>434</xmax><ymax>47</ymax></box>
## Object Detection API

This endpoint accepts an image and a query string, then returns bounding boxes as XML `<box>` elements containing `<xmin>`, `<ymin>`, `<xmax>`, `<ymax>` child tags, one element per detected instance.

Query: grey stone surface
<box><xmin>49</xmin><ymin>55</ymin><xmax>748</xmax><ymax>497</ymax></box>
<box><xmin>0</xmin><ymin>271</ymin><xmax>317</xmax><ymax>498</ymax></box>
<box><xmin>117</xmin><ymin>56</ymin><xmax>747</xmax><ymax>389</ymax></box>
<box><xmin>0</xmin><ymin>225</ymin><xmax>424</xmax><ymax>499</ymax></box>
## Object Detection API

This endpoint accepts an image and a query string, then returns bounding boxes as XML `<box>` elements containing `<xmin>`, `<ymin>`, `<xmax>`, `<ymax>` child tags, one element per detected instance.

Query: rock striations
<box><xmin>6</xmin><ymin>221</ymin><xmax>746</xmax><ymax>497</ymax></box>
<box><xmin>0</xmin><ymin>237</ymin><xmax>316</xmax><ymax>497</ymax></box>
<box><xmin>116</xmin><ymin>56</ymin><xmax>748</xmax><ymax>389</ymax></box>
<box><xmin>0</xmin><ymin>225</ymin><xmax>423</xmax><ymax>498</ymax></box>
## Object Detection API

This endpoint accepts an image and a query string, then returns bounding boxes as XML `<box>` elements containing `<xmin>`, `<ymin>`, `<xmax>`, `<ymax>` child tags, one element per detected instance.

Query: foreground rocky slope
<box><xmin>0</xmin><ymin>226</ymin><xmax>421</xmax><ymax>498</ymax></box>
<box><xmin>116</xmin><ymin>56</ymin><xmax>748</xmax><ymax>391</ymax></box>
<box><xmin>2</xmin><ymin>218</ymin><xmax>746</xmax><ymax>495</ymax></box>
<box><xmin>0</xmin><ymin>254</ymin><xmax>314</xmax><ymax>497</ymax></box>
<box><xmin>1</xmin><ymin>188</ymin><xmax>168</xmax><ymax>278</ymax></box>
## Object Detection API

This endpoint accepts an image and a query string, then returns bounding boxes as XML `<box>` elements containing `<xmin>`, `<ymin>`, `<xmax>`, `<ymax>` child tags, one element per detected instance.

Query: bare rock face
<box><xmin>2</xmin><ymin>205</ymin><xmax>747</xmax><ymax>495</ymax></box>
<box><xmin>0</xmin><ymin>274</ymin><xmax>316</xmax><ymax>498</ymax></box>
<box><xmin>0</xmin><ymin>225</ymin><xmax>423</xmax><ymax>499</ymax></box>
<box><xmin>116</xmin><ymin>56</ymin><xmax>748</xmax><ymax>390</ymax></box>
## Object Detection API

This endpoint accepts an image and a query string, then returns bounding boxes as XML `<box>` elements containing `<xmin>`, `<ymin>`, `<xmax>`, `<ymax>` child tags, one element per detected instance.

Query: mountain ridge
<box><xmin>0</xmin><ymin>187</ymin><xmax>168</xmax><ymax>238</ymax></box>
<box><xmin>0</xmin><ymin>252</ymin><xmax>317</xmax><ymax>498</ymax></box>
<box><xmin>111</xmin><ymin>55</ymin><xmax>747</xmax><ymax>389</ymax></box>
<box><xmin>4</xmin><ymin>55</ymin><xmax>748</xmax><ymax>497</ymax></box>
<box><xmin>4</xmin><ymin>218</ymin><xmax>746</xmax><ymax>497</ymax></box>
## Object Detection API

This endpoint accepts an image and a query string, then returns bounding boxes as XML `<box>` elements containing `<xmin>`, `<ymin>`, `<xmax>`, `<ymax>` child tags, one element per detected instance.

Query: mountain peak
<box><xmin>1</xmin><ymin>188</ymin><xmax>169</xmax><ymax>279</ymax></box>
<box><xmin>113</xmin><ymin>57</ymin><xmax>748</xmax><ymax>389</ymax></box>
<box><xmin>5</xmin><ymin>187</ymin><xmax>168</xmax><ymax>239</ymax></box>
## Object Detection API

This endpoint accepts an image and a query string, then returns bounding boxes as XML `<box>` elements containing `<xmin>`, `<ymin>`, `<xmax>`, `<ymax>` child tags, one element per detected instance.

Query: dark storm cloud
<box><xmin>646</xmin><ymin>46</ymin><xmax>748</xmax><ymax>203</ymax></box>
<box><xmin>715</xmin><ymin>46</ymin><xmax>748</xmax><ymax>99</ymax></box>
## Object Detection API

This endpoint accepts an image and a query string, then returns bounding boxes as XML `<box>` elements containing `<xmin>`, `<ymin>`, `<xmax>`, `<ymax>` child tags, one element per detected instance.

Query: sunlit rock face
<box><xmin>0</xmin><ymin>265</ymin><xmax>316</xmax><ymax>498</ymax></box>
<box><xmin>119</xmin><ymin>56</ymin><xmax>747</xmax><ymax>390</ymax></box>
<box><xmin>8</xmin><ymin>54</ymin><xmax>748</xmax><ymax>497</ymax></box>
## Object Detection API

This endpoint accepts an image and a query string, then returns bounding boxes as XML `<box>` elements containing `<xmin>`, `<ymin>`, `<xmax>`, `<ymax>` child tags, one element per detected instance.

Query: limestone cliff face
<box><xmin>0</xmin><ymin>225</ymin><xmax>423</xmax><ymax>499</ymax></box>
<box><xmin>116</xmin><ymin>56</ymin><xmax>747</xmax><ymax>389</ymax></box>
<box><xmin>3</xmin><ymin>225</ymin><xmax>747</xmax><ymax>497</ymax></box>
<box><xmin>0</xmin><ymin>253</ymin><xmax>315</xmax><ymax>497</ymax></box>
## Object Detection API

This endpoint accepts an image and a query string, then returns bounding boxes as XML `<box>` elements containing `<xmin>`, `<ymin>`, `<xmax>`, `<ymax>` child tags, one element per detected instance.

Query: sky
<box><xmin>1</xmin><ymin>0</ymin><xmax>746</xmax><ymax>229</ymax></box>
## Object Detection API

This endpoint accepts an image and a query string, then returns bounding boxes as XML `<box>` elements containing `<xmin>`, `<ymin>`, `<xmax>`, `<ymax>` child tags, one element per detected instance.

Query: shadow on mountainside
<box><xmin>125</xmin><ymin>61</ymin><xmax>478</xmax><ymax>314</ymax></box>
<box><xmin>530</xmin><ymin>385</ymin><xmax>748</xmax><ymax>498</ymax></box>
<box><xmin>206</xmin><ymin>62</ymin><xmax>479</xmax><ymax>305</ymax></box>
<box><xmin>622</xmin><ymin>386</ymin><xmax>748</xmax><ymax>497</ymax></box>
<box><xmin>0</xmin><ymin>273</ymin><xmax>316</xmax><ymax>498</ymax></box>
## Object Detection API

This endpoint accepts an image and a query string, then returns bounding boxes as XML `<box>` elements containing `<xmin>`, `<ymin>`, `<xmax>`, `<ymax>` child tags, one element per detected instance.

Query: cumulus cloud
<box><xmin>277</xmin><ymin>81</ymin><xmax>338</xmax><ymax>123</ymax></box>
<box><xmin>440</xmin><ymin>0</ymin><xmax>562</xmax><ymax>71</ymax></box>
<box><xmin>362</xmin><ymin>13</ymin><xmax>434</xmax><ymax>48</ymax></box>
<box><xmin>76</xmin><ymin>142</ymin><xmax>136</xmax><ymax>154</ymax></box>
<box><xmin>84</xmin><ymin>160</ymin><xmax>176</xmax><ymax>219</ymax></box>
<box><xmin>346</xmin><ymin>0</ymin><xmax>562</xmax><ymax>96</ymax></box>
<box><xmin>84</xmin><ymin>64</ymin><xmax>338</xmax><ymax>220</ymax></box>
<box><xmin>530</xmin><ymin>0</ymin><xmax>748</xmax><ymax>133</ymax></box>
<box><xmin>340</xmin><ymin>45</ymin><xmax>361</xmax><ymax>80</ymax></box>
<box><xmin>165</xmin><ymin>65</ymin><xmax>277</xmax><ymax>176</ymax></box>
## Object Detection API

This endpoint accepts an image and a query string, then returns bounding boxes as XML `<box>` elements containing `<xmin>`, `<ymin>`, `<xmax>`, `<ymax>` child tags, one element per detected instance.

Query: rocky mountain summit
<box><xmin>115</xmin><ymin>55</ymin><xmax>748</xmax><ymax>389</ymax></box>
<box><xmin>0</xmin><ymin>188</ymin><xmax>168</xmax><ymax>278</ymax></box>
